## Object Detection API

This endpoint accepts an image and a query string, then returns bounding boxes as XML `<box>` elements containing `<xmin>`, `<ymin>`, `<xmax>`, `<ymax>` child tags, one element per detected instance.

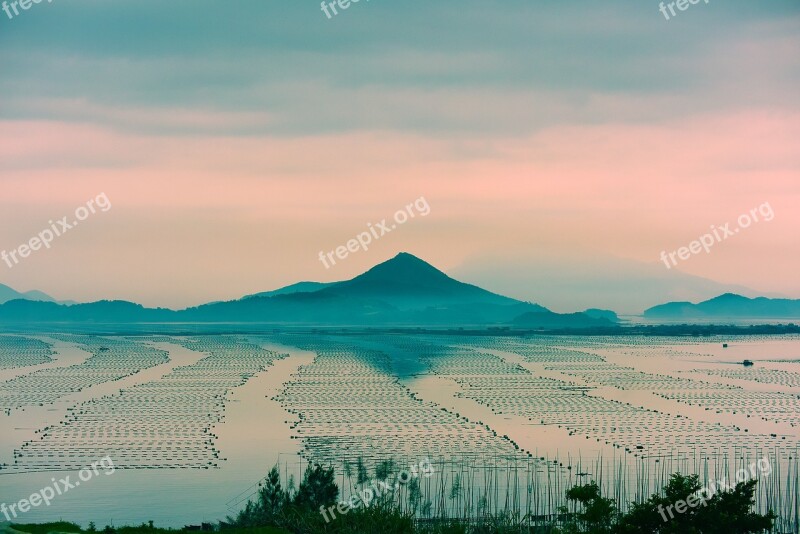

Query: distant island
<box><xmin>644</xmin><ymin>293</ymin><xmax>800</xmax><ymax>320</ymax></box>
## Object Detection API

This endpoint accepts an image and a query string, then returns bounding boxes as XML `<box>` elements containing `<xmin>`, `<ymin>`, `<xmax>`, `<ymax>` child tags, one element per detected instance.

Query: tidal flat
<box><xmin>0</xmin><ymin>333</ymin><xmax>798</xmax><ymax>530</ymax></box>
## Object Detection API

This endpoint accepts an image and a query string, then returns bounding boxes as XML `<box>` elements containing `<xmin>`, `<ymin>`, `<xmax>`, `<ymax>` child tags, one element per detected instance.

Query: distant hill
<box><xmin>449</xmin><ymin>253</ymin><xmax>778</xmax><ymax>316</ymax></box>
<box><xmin>243</xmin><ymin>281</ymin><xmax>336</xmax><ymax>299</ymax></box>
<box><xmin>4</xmin><ymin>259</ymin><xmax>796</xmax><ymax>328</ymax></box>
<box><xmin>644</xmin><ymin>293</ymin><xmax>800</xmax><ymax>320</ymax></box>
<box><xmin>182</xmin><ymin>253</ymin><xmax>548</xmax><ymax>324</ymax></box>
<box><xmin>0</xmin><ymin>284</ymin><xmax>60</xmax><ymax>305</ymax></box>
<box><xmin>0</xmin><ymin>253</ymin><xmax>610</xmax><ymax>327</ymax></box>
<box><xmin>318</xmin><ymin>252</ymin><xmax>525</xmax><ymax>309</ymax></box>
<box><xmin>0</xmin><ymin>299</ymin><xmax>176</xmax><ymax>323</ymax></box>
<box><xmin>583</xmin><ymin>308</ymin><xmax>619</xmax><ymax>323</ymax></box>
<box><xmin>511</xmin><ymin>311</ymin><xmax>617</xmax><ymax>329</ymax></box>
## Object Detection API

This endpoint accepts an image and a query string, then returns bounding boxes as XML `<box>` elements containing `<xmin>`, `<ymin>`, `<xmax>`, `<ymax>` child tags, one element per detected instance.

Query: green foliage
<box><xmin>232</xmin><ymin>466</ymin><xmax>290</xmax><ymax>528</ymax></box>
<box><xmin>550</xmin><ymin>473</ymin><xmax>777</xmax><ymax>534</ymax></box>
<box><xmin>334</xmin><ymin>500</ymin><xmax>415</xmax><ymax>533</ymax></box>
<box><xmin>449</xmin><ymin>474</ymin><xmax>462</xmax><ymax>501</ymax></box>
<box><xmin>11</xmin><ymin>523</ymin><xmax>84</xmax><ymax>534</ymax></box>
<box><xmin>376</xmin><ymin>459</ymin><xmax>396</xmax><ymax>481</ymax></box>
<box><xmin>470</xmin><ymin>511</ymin><xmax>534</xmax><ymax>533</ymax></box>
<box><xmin>261</xmin><ymin>468</ymin><xmax>288</xmax><ymax>516</ymax></box>
<box><xmin>699</xmin><ymin>479</ymin><xmax>776</xmax><ymax>533</ymax></box>
<box><xmin>356</xmin><ymin>457</ymin><xmax>369</xmax><ymax>487</ymax></box>
<box><xmin>114</xmin><ymin>523</ymin><xmax>173</xmax><ymax>534</ymax></box>
<box><xmin>225</xmin><ymin>464</ymin><xmax>775</xmax><ymax>533</ymax></box>
<box><xmin>615</xmin><ymin>474</ymin><xmax>775</xmax><ymax>534</ymax></box>
<box><xmin>15</xmin><ymin>465</ymin><xmax>776</xmax><ymax>534</ymax></box>
<box><xmin>420</xmin><ymin>523</ymin><xmax>467</xmax><ymax>534</ymax></box>
<box><xmin>557</xmin><ymin>481</ymin><xmax>616</xmax><ymax>534</ymax></box>
<box><xmin>229</xmin><ymin>462</ymin><xmax>340</xmax><ymax>533</ymax></box>
<box><xmin>408</xmin><ymin>478</ymin><xmax>423</xmax><ymax>513</ymax></box>
<box><xmin>292</xmin><ymin>462</ymin><xmax>339</xmax><ymax>511</ymax></box>
<box><xmin>11</xmin><ymin>524</ymin><xmax>290</xmax><ymax>534</ymax></box>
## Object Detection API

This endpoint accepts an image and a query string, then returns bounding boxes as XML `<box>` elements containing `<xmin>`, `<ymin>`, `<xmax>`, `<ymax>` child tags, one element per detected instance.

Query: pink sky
<box><xmin>0</xmin><ymin>109</ymin><xmax>798</xmax><ymax>309</ymax></box>
<box><xmin>0</xmin><ymin>1</ymin><xmax>797</xmax><ymax>311</ymax></box>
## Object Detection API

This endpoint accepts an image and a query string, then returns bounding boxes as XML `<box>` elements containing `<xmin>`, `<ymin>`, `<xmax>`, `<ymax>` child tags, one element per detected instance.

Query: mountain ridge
<box><xmin>0</xmin><ymin>283</ymin><xmax>61</xmax><ymax>305</ymax></box>
<box><xmin>5</xmin><ymin>254</ymin><xmax>795</xmax><ymax>326</ymax></box>
<box><xmin>0</xmin><ymin>253</ymin><xmax>561</xmax><ymax>326</ymax></box>
<box><xmin>644</xmin><ymin>293</ymin><xmax>800</xmax><ymax>319</ymax></box>
<box><xmin>180</xmin><ymin>253</ymin><xmax>546</xmax><ymax>324</ymax></box>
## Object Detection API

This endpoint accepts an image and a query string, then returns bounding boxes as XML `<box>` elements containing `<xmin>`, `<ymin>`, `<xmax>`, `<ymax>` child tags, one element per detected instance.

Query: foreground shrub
<box><xmin>614</xmin><ymin>474</ymin><xmax>775</xmax><ymax>534</ymax></box>
<box><xmin>228</xmin><ymin>462</ymin><xmax>776</xmax><ymax>533</ymax></box>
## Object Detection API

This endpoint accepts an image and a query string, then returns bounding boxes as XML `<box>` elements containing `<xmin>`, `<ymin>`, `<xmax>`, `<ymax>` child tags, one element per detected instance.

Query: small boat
<box><xmin>742</xmin><ymin>360</ymin><xmax>754</xmax><ymax>366</ymax></box>
<box><xmin>722</xmin><ymin>343</ymin><xmax>728</xmax><ymax>348</ymax></box>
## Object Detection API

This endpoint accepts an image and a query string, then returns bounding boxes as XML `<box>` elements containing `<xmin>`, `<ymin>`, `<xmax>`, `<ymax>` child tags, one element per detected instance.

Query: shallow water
<box><xmin>0</xmin><ymin>333</ymin><xmax>798</xmax><ymax>529</ymax></box>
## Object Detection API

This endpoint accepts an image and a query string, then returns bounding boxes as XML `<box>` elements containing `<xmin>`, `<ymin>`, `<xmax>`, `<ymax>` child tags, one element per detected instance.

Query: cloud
<box><xmin>0</xmin><ymin>2</ymin><xmax>797</xmax><ymax>137</ymax></box>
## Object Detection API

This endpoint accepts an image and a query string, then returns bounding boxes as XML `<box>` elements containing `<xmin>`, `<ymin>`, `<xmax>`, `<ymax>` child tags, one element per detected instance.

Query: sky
<box><xmin>0</xmin><ymin>0</ymin><xmax>798</xmax><ymax>313</ymax></box>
